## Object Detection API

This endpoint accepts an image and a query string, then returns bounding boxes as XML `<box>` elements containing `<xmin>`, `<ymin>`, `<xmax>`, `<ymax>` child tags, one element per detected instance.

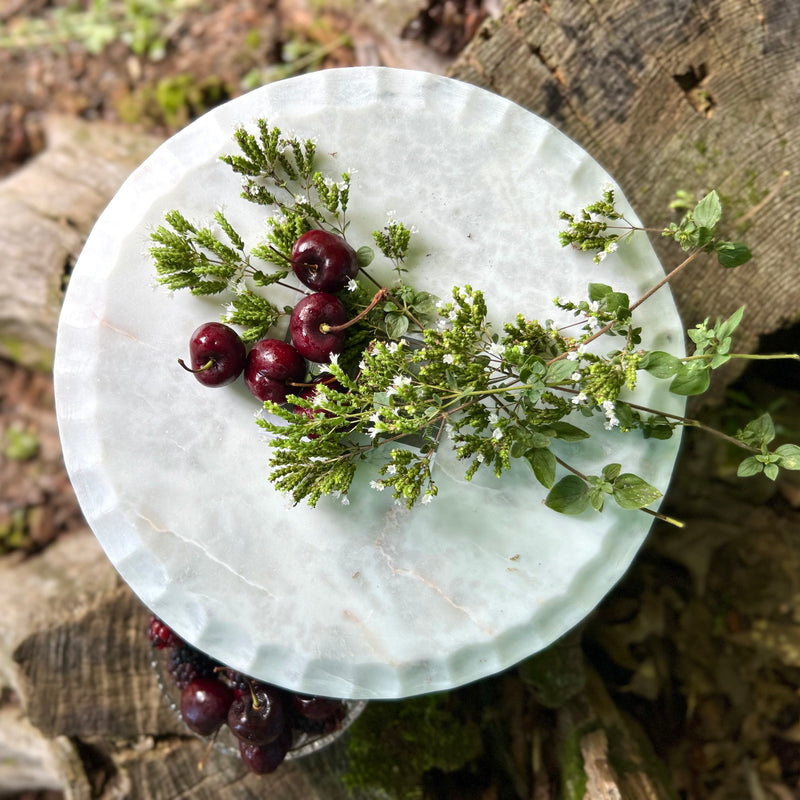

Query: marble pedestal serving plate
<box><xmin>54</xmin><ymin>67</ymin><xmax>686</xmax><ymax>700</ymax></box>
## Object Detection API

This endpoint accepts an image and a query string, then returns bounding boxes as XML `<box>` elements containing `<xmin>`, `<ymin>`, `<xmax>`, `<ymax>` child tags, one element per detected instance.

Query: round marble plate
<box><xmin>54</xmin><ymin>67</ymin><xmax>685</xmax><ymax>699</ymax></box>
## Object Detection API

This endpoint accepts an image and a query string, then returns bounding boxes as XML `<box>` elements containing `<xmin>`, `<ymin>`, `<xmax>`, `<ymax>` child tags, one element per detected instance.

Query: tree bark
<box><xmin>449</xmin><ymin>0</ymin><xmax>800</xmax><ymax>369</ymax></box>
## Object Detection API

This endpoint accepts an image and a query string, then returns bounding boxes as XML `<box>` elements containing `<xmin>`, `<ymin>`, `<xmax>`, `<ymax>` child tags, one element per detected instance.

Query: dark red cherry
<box><xmin>289</xmin><ymin>292</ymin><xmax>348</xmax><ymax>363</ymax></box>
<box><xmin>292</xmin><ymin>693</ymin><xmax>346</xmax><ymax>722</ymax></box>
<box><xmin>179</xmin><ymin>322</ymin><xmax>246</xmax><ymax>387</ymax></box>
<box><xmin>244</xmin><ymin>338</ymin><xmax>306</xmax><ymax>403</ymax></box>
<box><xmin>291</xmin><ymin>229</ymin><xmax>359</xmax><ymax>292</ymax></box>
<box><xmin>227</xmin><ymin>683</ymin><xmax>285</xmax><ymax>745</ymax></box>
<box><xmin>179</xmin><ymin>677</ymin><xmax>234</xmax><ymax>736</ymax></box>
<box><xmin>239</xmin><ymin>726</ymin><xmax>292</xmax><ymax>774</ymax></box>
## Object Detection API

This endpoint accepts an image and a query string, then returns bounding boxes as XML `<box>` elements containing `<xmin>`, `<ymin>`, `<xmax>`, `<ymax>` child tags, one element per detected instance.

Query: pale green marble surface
<box><xmin>54</xmin><ymin>67</ymin><xmax>685</xmax><ymax>699</ymax></box>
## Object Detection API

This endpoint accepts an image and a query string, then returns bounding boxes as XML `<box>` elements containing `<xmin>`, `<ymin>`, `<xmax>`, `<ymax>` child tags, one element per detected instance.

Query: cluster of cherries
<box><xmin>148</xmin><ymin>616</ymin><xmax>348</xmax><ymax>774</ymax></box>
<box><xmin>180</xmin><ymin>229</ymin><xmax>366</xmax><ymax>402</ymax></box>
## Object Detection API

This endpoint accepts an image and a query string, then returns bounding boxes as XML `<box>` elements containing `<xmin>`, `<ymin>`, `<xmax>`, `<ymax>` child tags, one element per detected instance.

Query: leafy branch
<box><xmin>151</xmin><ymin>120</ymin><xmax>800</xmax><ymax>524</ymax></box>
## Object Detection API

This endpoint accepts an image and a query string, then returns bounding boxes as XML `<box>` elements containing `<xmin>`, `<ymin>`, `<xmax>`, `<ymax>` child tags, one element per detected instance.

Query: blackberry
<box><xmin>168</xmin><ymin>645</ymin><xmax>218</xmax><ymax>689</ymax></box>
<box><xmin>147</xmin><ymin>615</ymin><xmax>182</xmax><ymax>649</ymax></box>
<box><xmin>223</xmin><ymin>668</ymin><xmax>253</xmax><ymax>698</ymax></box>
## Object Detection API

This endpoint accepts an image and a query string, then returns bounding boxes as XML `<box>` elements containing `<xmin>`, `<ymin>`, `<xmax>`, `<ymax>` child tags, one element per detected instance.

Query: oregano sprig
<box><xmin>151</xmin><ymin>119</ymin><xmax>800</xmax><ymax>525</ymax></box>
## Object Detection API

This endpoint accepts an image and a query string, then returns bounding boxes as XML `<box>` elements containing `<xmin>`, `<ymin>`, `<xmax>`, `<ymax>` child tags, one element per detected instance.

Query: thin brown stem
<box><xmin>321</xmin><ymin>287</ymin><xmax>388</xmax><ymax>333</ymax></box>
<box><xmin>547</xmin><ymin>249</ymin><xmax>704</xmax><ymax>366</ymax></box>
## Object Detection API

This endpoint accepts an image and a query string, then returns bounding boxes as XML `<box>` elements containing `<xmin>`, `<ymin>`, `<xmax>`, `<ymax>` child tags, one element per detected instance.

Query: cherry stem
<box><xmin>286</xmin><ymin>375</ymin><xmax>339</xmax><ymax>388</ymax></box>
<box><xmin>249</xmin><ymin>681</ymin><xmax>261</xmax><ymax>710</ymax></box>
<box><xmin>178</xmin><ymin>357</ymin><xmax>214</xmax><ymax>373</ymax></box>
<box><xmin>321</xmin><ymin>287</ymin><xmax>388</xmax><ymax>333</ymax></box>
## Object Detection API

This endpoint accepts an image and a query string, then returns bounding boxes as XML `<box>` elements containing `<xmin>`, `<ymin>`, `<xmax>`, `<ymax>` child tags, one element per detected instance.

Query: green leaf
<box><xmin>549</xmin><ymin>421</ymin><xmax>591</xmax><ymax>441</ymax></box>
<box><xmin>775</xmin><ymin>444</ymin><xmax>800</xmax><ymax>470</ymax></box>
<box><xmin>692</xmin><ymin>190</ymin><xmax>722</xmax><ymax>230</ymax></box>
<box><xmin>413</xmin><ymin>291</ymin><xmax>439</xmax><ymax>317</ymax></box>
<box><xmin>605</xmin><ymin>291</ymin><xmax>630</xmax><ymax>315</ymax></box>
<box><xmin>716</xmin><ymin>241</ymin><xmax>752</xmax><ymax>268</ymax></box>
<box><xmin>669</xmin><ymin>363</ymin><xmax>710</xmax><ymax>396</ymax></box>
<box><xmin>589</xmin><ymin>488</ymin><xmax>605</xmax><ymax>512</ymax></box>
<box><xmin>546</xmin><ymin>359</ymin><xmax>577</xmax><ymax>385</ymax></box>
<box><xmin>545</xmin><ymin>475</ymin><xmax>590</xmax><ymax>515</ymax></box>
<box><xmin>715</xmin><ymin>306</ymin><xmax>745</xmax><ymax>342</ymax></box>
<box><xmin>385</xmin><ymin>312</ymin><xmax>409</xmax><ymax>339</ymax></box>
<box><xmin>357</xmin><ymin>245</ymin><xmax>375</xmax><ymax>267</ymax></box>
<box><xmin>588</xmin><ymin>283</ymin><xmax>613</xmax><ymax>302</ymax></box>
<box><xmin>737</xmin><ymin>413</ymin><xmax>776</xmax><ymax>448</ymax></box>
<box><xmin>641</xmin><ymin>351</ymin><xmax>682</xmax><ymax>379</ymax></box>
<box><xmin>737</xmin><ymin>456</ymin><xmax>763</xmax><ymax>477</ymax></box>
<box><xmin>611</xmin><ymin>474</ymin><xmax>662</xmax><ymax>510</ymax></box>
<box><xmin>764</xmin><ymin>462</ymin><xmax>780</xmax><ymax>481</ymax></box>
<box><xmin>527</xmin><ymin>448</ymin><xmax>557</xmax><ymax>489</ymax></box>
<box><xmin>602</xmin><ymin>463</ymin><xmax>621</xmax><ymax>481</ymax></box>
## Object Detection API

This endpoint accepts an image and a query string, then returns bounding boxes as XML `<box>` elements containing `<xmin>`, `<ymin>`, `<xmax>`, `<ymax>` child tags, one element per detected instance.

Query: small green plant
<box><xmin>0</xmin><ymin>0</ymin><xmax>204</xmax><ymax>61</ymax></box>
<box><xmin>150</xmin><ymin>121</ymin><xmax>800</xmax><ymax>524</ymax></box>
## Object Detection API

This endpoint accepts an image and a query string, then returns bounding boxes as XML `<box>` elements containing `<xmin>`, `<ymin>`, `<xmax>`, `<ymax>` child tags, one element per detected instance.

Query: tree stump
<box><xmin>449</xmin><ymin>0</ymin><xmax>800</xmax><ymax>367</ymax></box>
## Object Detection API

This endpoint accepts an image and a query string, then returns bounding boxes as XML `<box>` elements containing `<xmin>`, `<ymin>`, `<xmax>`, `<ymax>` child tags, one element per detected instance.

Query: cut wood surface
<box><xmin>449</xmin><ymin>0</ymin><xmax>800</xmax><ymax>370</ymax></box>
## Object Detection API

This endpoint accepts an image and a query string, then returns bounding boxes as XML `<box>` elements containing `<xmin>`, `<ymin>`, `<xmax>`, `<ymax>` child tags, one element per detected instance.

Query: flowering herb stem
<box><xmin>151</xmin><ymin>121</ymin><xmax>800</xmax><ymax>519</ymax></box>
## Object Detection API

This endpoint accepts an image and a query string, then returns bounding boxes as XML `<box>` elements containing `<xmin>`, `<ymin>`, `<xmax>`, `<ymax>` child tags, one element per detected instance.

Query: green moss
<box><xmin>517</xmin><ymin>637</ymin><xmax>586</xmax><ymax>708</ymax></box>
<box><xmin>4</xmin><ymin>426</ymin><xmax>40</xmax><ymax>461</ymax></box>
<box><xmin>556</xmin><ymin>724</ymin><xmax>593</xmax><ymax>800</ymax></box>
<box><xmin>115</xmin><ymin>74</ymin><xmax>230</xmax><ymax>130</ymax></box>
<box><xmin>0</xmin><ymin>335</ymin><xmax>54</xmax><ymax>372</ymax></box>
<box><xmin>343</xmin><ymin>693</ymin><xmax>483</xmax><ymax>798</ymax></box>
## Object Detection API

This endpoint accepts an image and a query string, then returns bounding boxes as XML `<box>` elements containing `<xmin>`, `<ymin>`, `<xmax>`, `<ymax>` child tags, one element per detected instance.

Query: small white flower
<box><xmin>597</xmin><ymin>250</ymin><xmax>609</xmax><ymax>263</ymax></box>
<box><xmin>369</xmin><ymin>411</ymin><xmax>383</xmax><ymax>423</ymax></box>
<box><xmin>327</xmin><ymin>352</ymin><xmax>340</xmax><ymax>368</ymax></box>
<box><xmin>604</xmin><ymin>414</ymin><xmax>620</xmax><ymax>430</ymax></box>
<box><xmin>571</xmin><ymin>371</ymin><xmax>582</xmax><ymax>382</ymax></box>
<box><xmin>392</xmin><ymin>375</ymin><xmax>412</xmax><ymax>388</ymax></box>
<box><xmin>386</xmin><ymin>464</ymin><xmax>397</xmax><ymax>475</ymax></box>
<box><xmin>488</xmin><ymin>342</ymin><xmax>505</xmax><ymax>357</ymax></box>
<box><xmin>442</xmin><ymin>353</ymin><xmax>455</xmax><ymax>364</ymax></box>
<box><xmin>346</xmin><ymin>278</ymin><xmax>359</xmax><ymax>292</ymax></box>
<box><xmin>567</xmin><ymin>351</ymin><xmax>580</xmax><ymax>361</ymax></box>
<box><xmin>436</xmin><ymin>319</ymin><xmax>448</xmax><ymax>332</ymax></box>
<box><xmin>476</xmin><ymin>453</ymin><xmax>485</xmax><ymax>463</ymax></box>
<box><xmin>358</xmin><ymin>358</ymin><xmax>367</xmax><ymax>371</ymax></box>
<box><xmin>435</xmin><ymin>299</ymin><xmax>447</xmax><ymax>309</ymax></box>
<box><xmin>492</xmin><ymin>428</ymin><xmax>503</xmax><ymax>441</ymax></box>
<box><xmin>572</xmin><ymin>392</ymin><xmax>588</xmax><ymax>405</ymax></box>
<box><xmin>367</xmin><ymin>426</ymin><xmax>380</xmax><ymax>439</ymax></box>
<box><xmin>488</xmin><ymin>412</ymin><xmax>499</xmax><ymax>425</ymax></box>
<box><xmin>601</xmin><ymin>400</ymin><xmax>616</xmax><ymax>413</ymax></box>
<box><xmin>340</xmin><ymin>495</ymin><xmax>350</xmax><ymax>506</ymax></box>
<box><xmin>421</xmin><ymin>493</ymin><xmax>433</xmax><ymax>505</ymax></box>
<box><xmin>588</xmin><ymin>300</ymin><xmax>600</xmax><ymax>313</ymax></box>
<box><xmin>370</xmin><ymin>480</ymin><xmax>385</xmax><ymax>491</ymax></box>
<box><xmin>295</xmin><ymin>194</ymin><xmax>308</xmax><ymax>205</ymax></box>
<box><xmin>448</xmin><ymin>309</ymin><xmax>459</xmax><ymax>321</ymax></box>
<box><xmin>385</xmin><ymin>386</ymin><xmax>398</xmax><ymax>397</ymax></box>
<box><xmin>606</xmin><ymin>241</ymin><xmax>618</xmax><ymax>254</ymax></box>
<box><xmin>385</xmin><ymin>341</ymin><xmax>399</xmax><ymax>354</ymax></box>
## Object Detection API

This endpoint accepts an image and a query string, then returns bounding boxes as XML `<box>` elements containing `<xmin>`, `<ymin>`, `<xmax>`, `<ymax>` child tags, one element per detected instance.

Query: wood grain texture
<box><xmin>450</xmin><ymin>0</ymin><xmax>800</xmax><ymax>369</ymax></box>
